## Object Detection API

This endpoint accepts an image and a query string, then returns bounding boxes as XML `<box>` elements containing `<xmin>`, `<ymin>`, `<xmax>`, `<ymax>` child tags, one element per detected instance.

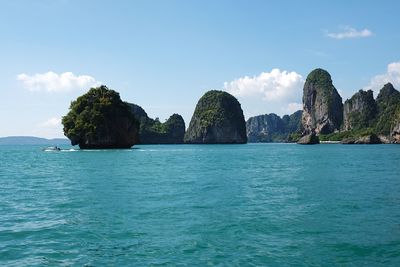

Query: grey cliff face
<box><xmin>246</xmin><ymin>111</ymin><xmax>302</xmax><ymax>142</ymax></box>
<box><xmin>246</xmin><ymin>113</ymin><xmax>285</xmax><ymax>142</ymax></box>
<box><xmin>301</xmin><ymin>68</ymin><xmax>343</xmax><ymax>135</ymax></box>
<box><xmin>392</xmin><ymin>119</ymin><xmax>400</xmax><ymax>143</ymax></box>
<box><xmin>184</xmin><ymin>90</ymin><xmax>247</xmax><ymax>144</ymax></box>
<box><xmin>343</xmin><ymin>90</ymin><xmax>377</xmax><ymax>131</ymax></box>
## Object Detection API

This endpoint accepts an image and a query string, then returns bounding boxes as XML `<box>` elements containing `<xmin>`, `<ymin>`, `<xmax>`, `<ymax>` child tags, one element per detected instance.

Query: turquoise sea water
<box><xmin>0</xmin><ymin>144</ymin><xmax>400</xmax><ymax>266</ymax></box>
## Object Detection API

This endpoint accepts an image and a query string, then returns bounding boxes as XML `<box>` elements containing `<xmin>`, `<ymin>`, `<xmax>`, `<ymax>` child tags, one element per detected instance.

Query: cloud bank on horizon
<box><xmin>17</xmin><ymin>71</ymin><xmax>100</xmax><ymax>92</ymax></box>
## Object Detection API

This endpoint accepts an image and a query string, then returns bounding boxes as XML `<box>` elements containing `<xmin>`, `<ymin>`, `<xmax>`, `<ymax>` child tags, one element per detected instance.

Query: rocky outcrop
<box><xmin>246</xmin><ymin>110</ymin><xmax>302</xmax><ymax>142</ymax></box>
<box><xmin>128</xmin><ymin>103</ymin><xmax>148</xmax><ymax>120</ymax></box>
<box><xmin>282</xmin><ymin>110</ymin><xmax>303</xmax><ymax>134</ymax></box>
<box><xmin>378</xmin><ymin>135</ymin><xmax>391</xmax><ymax>144</ymax></box>
<box><xmin>375</xmin><ymin>83</ymin><xmax>400</xmax><ymax>135</ymax></box>
<box><xmin>297</xmin><ymin>132</ymin><xmax>319</xmax><ymax>145</ymax></box>
<box><xmin>391</xmin><ymin>108</ymin><xmax>400</xmax><ymax>143</ymax></box>
<box><xmin>184</xmin><ymin>90</ymin><xmax>247</xmax><ymax>144</ymax></box>
<box><xmin>341</xmin><ymin>134</ymin><xmax>382</xmax><ymax>144</ymax></box>
<box><xmin>246</xmin><ymin>113</ymin><xmax>285</xmax><ymax>142</ymax></box>
<box><xmin>392</xmin><ymin>123</ymin><xmax>400</xmax><ymax>143</ymax></box>
<box><xmin>128</xmin><ymin>103</ymin><xmax>185</xmax><ymax>144</ymax></box>
<box><xmin>63</xmin><ymin>86</ymin><xmax>140</xmax><ymax>149</ymax></box>
<box><xmin>301</xmin><ymin>68</ymin><xmax>343</xmax><ymax>135</ymax></box>
<box><xmin>343</xmin><ymin>90</ymin><xmax>377</xmax><ymax>131</ymax></box>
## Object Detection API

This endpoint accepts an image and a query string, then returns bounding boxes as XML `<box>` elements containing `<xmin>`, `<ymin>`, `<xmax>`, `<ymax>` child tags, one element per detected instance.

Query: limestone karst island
<box><xmin>62</xmin><ymin>68</ymin><xmax>400</xmax><ymax>148</ymax></box>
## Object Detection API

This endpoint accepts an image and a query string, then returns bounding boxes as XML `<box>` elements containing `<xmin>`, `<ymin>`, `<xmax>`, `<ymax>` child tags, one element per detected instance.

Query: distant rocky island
<box><xmin>128</xmin><ymin>103</ymin><xmax>185</xmax><ymax>144</ymax></box>
<box><xmin>62</xmin><ymin>86</ymin><xmax>140</xmax><ymax>148</ymax></box>
<box><xmin>61</xmin><ymin>70</ymin><xmax>400</xmax><ymax>148</ymax></box>
<box><xmin>62</xmin><ymin>87</ymin><xmax>245</xmax><ymax>148</ymax></box>
<box><xmin>247</xmin><ymin>68</ymin><xmax>400</xmax><ymax>145</ymax></box>
<box><xmin>246</xmin><ymin>111</ymin><xmax>302</xmax><ymax>142</ymax></box>
<box><xmin>184</xmin><ymin>90</ymin><xmax>247</xmax><ymax>144</ymax></box>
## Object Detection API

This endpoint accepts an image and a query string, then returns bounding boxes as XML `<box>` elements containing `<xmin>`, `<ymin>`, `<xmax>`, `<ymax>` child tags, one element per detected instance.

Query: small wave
<box><xmin>61</xmin><ymin>149</ymin><xmax>78</xmax><ymax>152</ymax></box>
<box><xmin>137</xmin><ymin>149</ymin><xmax>199</xmax><ymax>152</ymax></box>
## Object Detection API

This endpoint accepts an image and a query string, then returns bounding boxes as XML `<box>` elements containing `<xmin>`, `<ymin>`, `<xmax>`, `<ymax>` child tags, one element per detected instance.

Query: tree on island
<box><xmin>62</xmin><ymin>85</ymin><xmax>140</xmax><ymax>149</ymax></box>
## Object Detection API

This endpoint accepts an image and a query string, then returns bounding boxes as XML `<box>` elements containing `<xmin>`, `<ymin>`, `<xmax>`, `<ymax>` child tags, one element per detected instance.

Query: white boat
<box><xmin>43</xmin><ymin>146</ymin><xmax>61</xmax><ymax>151</ymax></box>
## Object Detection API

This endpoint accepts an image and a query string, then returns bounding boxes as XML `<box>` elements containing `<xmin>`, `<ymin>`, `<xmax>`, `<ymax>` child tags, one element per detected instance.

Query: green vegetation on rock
<box><xmin>319</xmin><ymin>128</ymin><xmax>375</xmax><ymax>142</ymax></box>
<box><xmin>195</xmin><ymin>91</ymin><xmax>240</xmax><ymax>128</ymax></box>
<box><xmin>128</xmin><ymin>103</ymin><xmax>185</xmax><ymax>144</ymax></box>
<box><xmin>305</xmin><ymin>68</ymin><xmax>335</xmax><ymax>99</ymax></box>
<box><xmin>343</xmin><ymin>89</ymin><xmax>377</xmax><ymax>131</ymax></box>
<box><xmin>185</xmin><ymin>90</ymin><xmax>247</xmax><ymax>144</ymax></box>
<box><xmin>62</xmin><ymin>86</ymin><xmax>139</xmax><ymax>148</ymax></box>
<box><xmin>374</xmin><ymin>83</ymin><xmax>400</xmax><ymax>135</ymax></box>
<box><xmin>287</xmin><ymin>132</ymin><xmax>302</xmax><ymax>143</ymax></box>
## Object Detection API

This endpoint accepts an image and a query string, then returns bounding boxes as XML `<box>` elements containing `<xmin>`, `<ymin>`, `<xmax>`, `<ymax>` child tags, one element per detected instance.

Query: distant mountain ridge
<box><xmin>0</xmin><ymin>136</ymin><xmax>70</xmax><ymax>145</ymax></box>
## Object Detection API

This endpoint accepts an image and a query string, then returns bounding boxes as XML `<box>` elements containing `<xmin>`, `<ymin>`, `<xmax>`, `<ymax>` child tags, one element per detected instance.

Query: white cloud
<box><xmin>365</xmin><ymin>61</ymin><xmax>400</xmax><ymax>91</ymax></box>
<box><xmin>40</xmin><ymin>117</ymin><xmax>62</xmax><ymax>127</ymax></box>
<box><xmin>34</xmin><ymin>117</ymin><xmax>64</xmax><ymax>138</ymax></box>
<box><xmin>17</xmin><ymin>71</ymin><xmax>100</xmax><ymax>92</ymax></box>
<box><xmin>223</xmin><ymin>68</ymin><xmax>304</xmax><ymax>117</ymax></box>
<box><xmin>224</xmin><ymin>68</ymin><xmax>304</xmax><ymax>101</ymax></box>
<box><xmin>326</xmin><ymin>26</ymin><xmax>373</xmax><ymax>40</ymax></box>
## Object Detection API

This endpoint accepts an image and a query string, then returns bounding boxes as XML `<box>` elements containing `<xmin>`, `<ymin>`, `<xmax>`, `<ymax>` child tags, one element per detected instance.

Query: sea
<box><xmin>0</xmin><ymin>144</ymin><xmax>399</xmax><ymax>266</ymax></box>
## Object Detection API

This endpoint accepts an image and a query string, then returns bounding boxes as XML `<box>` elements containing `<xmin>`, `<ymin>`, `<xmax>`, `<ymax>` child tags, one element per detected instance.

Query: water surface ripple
<box><xmin>0</xmin><ymin>144</ymin><xmax>399</xmax><ymax>266</ymax></box>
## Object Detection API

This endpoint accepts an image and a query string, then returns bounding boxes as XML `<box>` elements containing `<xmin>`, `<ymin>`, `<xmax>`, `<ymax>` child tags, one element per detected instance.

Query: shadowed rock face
<box><xmin>184</xmin><ymin>90</ymin><xmax>247</xmax><ymax>144</ymax></box>
<box><xmin>301</xmin><ymin>68</ymin><xmax>343</xmax><ymax>135</ymax></box>
<box><xmin>246</xmin><ymin>111</ymin><xmax>302</xmax><ymax>142</ymax></box>
<box><xmin>343</xmin><ymin>90</ymin><xmax>377</xmax><ymax>131</ymax></box>
<box><xmin>77</xmin><ymin>115</ymin><xmax>139</xmax><ymax>149</ymax></box>
<box><xmin>128</xmin><ymin>103</ymin><xmax>185</xmax><ymax>144</ymax></box>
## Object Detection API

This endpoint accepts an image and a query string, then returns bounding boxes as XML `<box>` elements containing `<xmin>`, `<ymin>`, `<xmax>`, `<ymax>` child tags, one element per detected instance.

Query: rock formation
<box><xmin>301</xmin><ymin>68</ymin><xmax>343</xmax><ymax>135</ymax></box>
<box><xmin>282</xmin><ymin>110</ymin><xmax>303</xmax><ymax>134</ymax></box>
<box><xmin>297</xmin><ymin>132</ymin><xmax>319</xmax><ymax>145</ymax></box>
<box><xmin>128</xmin><ymin>103</ymin><xmax>185</xmax><ymax>144</ymax></box>
<box><xmin>343</xmin><ymin>89</ymin><xmax>377</xmax><ymax>131</ymax></box>
<box><xmin>391</xmin><ymin>107</ymin><xmax>400</xmax><ymax>143</ymax></box>
<box><xmin>341</xmin><ymin>134</ymin><xmax>382</xmax><ymax>144</ymax></box>
<box><xmin>62</xmin><ymin>86</ymin><xmax>140</xmax><ymax>149</ymax></box>
<box><xmin>375</xmin><ymin>83</ymin><xmax>400</xmax><ymax>135</ymax></box>
<box><xmin>184</xmin><ymin>90</ymin><xmax>247</xmax><ymax>144</ymax></box>
<box><xmin>246</xmin><ymin>110</ymin><xmax>302</xmax><ymax>142</ymax></box>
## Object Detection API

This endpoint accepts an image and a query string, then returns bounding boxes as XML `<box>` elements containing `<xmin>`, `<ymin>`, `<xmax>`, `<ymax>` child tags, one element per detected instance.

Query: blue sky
<box><xmin>1</xmin><ymin>0</ymin><xmax>399</xmax><ymax>138</ymax></box>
